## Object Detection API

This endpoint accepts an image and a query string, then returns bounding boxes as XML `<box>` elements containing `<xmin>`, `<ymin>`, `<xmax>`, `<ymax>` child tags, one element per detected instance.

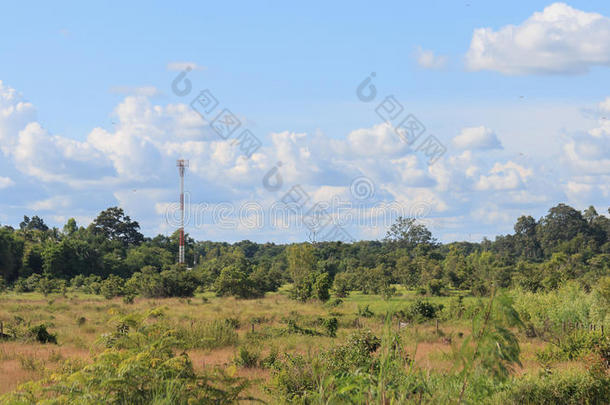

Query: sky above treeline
<box><xmin>1</xmin><ymin>1</ymin><xmax>609</xmax><ymax>243</ymax></box>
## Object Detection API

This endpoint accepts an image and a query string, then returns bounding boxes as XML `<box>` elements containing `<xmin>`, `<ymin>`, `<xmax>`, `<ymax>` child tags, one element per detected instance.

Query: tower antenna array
<box><xmin>176</xmin><ymin>159</ymin><xmax>189</xmax><ymax>264</ymax></box>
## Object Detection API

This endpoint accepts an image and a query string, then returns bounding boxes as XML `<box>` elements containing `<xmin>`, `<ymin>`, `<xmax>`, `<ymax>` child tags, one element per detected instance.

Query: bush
<box><xmin>399</xmin><ymin>300</ymin><xmax>441</xmax><ymax>322</ymax></box>
<box><xmin>537</xmin><ymin>330</ymin><xmax>610</xmax><ymax>363</ymax></box>
<box><xmin>100</xmin><ymin>274</ymin><xmax>125</xmax><ymax>299</ymax></box>
<box><xmin>428</xmin><ymin>279</ymin><xmax>447</xmax><ymax>296</ymax></box>
<box><xmin>128</xmin><ymin>265</ymin><xmax>199</xmax><ymax>298</ymax></box>
<box><xmin>214</xmin><ymin>265</ymin><xmax>262</xmax><ymax>299</ymax></box>
<box><xmin>234</xmin><ymin>346</ymin><xmax>261</xmax><ymax>368</ymax></box>
<box><xmin>268</xmin><ymin>354</ymin><xmax>317</xmax><ymax>401</ymax></box>
<box><xmin>313</xmin><ymin>273</ymin><xmax>332</xmax><ymax>302</ymax></box>
<box><xmin>333</xmin><ymin>272</ymin><xmax>351</xmax><ymax>297</ymax></box>
<box><xmin>325</xmin><ymin>298</ymin><xmax>343</xmax><ymax>308</ymax></box>
<box><xmin>27</xmin><ymin>324</ymin><xmax>57</xmax><ymax>344</ymax></box>
<box><xmin>493</xmin><ymin>369</ymin><xmax>610</xmax><ymax>405</ymax></box>
<box><xmin>357</xmin><ymin>304</ymin><xmax>374</xmax><ymax>318</ymax></box>
<box><xmin>322</xmin><ymin>317</ymin><xmax>338</xmax><ymax>338</ymax></box>
<box><xmin>2</xmin><ymin>316</ymin><xmax>254</xmax><ymax>404</ymax></box>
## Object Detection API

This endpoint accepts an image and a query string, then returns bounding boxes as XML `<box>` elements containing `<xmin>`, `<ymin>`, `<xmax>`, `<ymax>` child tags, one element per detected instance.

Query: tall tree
<box><xmin>384</xmin><ymin>217</ymin><xmax>435</xmax><ymax>251</ymax></box>
<box><xmin>91</xmin><ymin>207</ymin><xmax>144</xmax><ymax>247</ymax></box>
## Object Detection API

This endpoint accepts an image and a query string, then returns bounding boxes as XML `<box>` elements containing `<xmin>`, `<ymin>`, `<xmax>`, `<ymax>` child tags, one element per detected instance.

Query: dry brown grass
<box><xmin>0</xmin><ymin>290</ymin><xmax>591</xmax><ymax>397</ymax></box>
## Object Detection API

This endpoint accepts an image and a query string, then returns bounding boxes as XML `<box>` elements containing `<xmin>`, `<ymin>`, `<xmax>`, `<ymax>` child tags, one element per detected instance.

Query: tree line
<box><xmin>0</xmin><ymin>203</ymin><xmax>609</xmax><ymax>299</ymax></box>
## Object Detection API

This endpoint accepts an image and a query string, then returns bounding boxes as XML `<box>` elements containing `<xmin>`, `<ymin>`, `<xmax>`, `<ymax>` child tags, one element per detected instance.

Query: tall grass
<box><xmin>179</xmin><ymin>319</ymin><xmax>239</xmax><ymax>350</ymax></box>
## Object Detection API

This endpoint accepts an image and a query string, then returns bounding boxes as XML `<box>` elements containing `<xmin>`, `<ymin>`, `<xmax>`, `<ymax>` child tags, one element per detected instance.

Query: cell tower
<box><xmin>177</xmin><ymin>159</ymin><xmax>189</xmax><ymax>264</ymax></box>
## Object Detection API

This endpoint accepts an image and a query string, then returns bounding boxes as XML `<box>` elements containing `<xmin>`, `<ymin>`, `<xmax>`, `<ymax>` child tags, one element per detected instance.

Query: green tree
<box><xmin>91</xmin><ymin>207</ymin><xmax>144</xmax><ymax>247</ymax></box>
<box><xmin>384</xmin><ymin>217</ymin><xmax>435</xmax><ymax>251</ymax></box>
<box><xmin>313</xmin><ymin>272</ymin><xmax>332</xmax><ymax>302</ymax></box>
<box><xmin>214</xmin><ymin>265</ymin><xmax>259</xmax><ymax>299</ymax></box>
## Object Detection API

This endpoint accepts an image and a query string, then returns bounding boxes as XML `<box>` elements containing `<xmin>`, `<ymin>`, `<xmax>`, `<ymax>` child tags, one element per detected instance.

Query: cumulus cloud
<box><xmin>166</xmin><ymin>62</ymin><xmax>205</xmax><ymax>71</ymax></box>
<box><xmin>415</xmin><ymin>47</ymin><xmax>448</xmax><ymax>69</ymax></box>
<box><xmin>453</xmin><ymin>126</ymin><xmax>502</xmax><ymax>150</ymax></box>
<box><xmin>0</xmin><ymin>176</ymin><xmax>14</xmax><ymax>189</ymax></box>
<box><xmin>0</xmin><ymin>81</ymin><xmax>36</xmax><ymax>155</ymax></box>
<box><xmin>475</xmin><ymin>161</ymin><xmax>532</xmax><ymax>190</ymax></box>
<box><xmin>466</xmin><ymin>3</ymin><xmax>610</xmax><ymax>75</ymax></box>
<box><xmin>4</xmin><ymin>80</ymin><xmax>604</xmax><ymax>243</ymax></box>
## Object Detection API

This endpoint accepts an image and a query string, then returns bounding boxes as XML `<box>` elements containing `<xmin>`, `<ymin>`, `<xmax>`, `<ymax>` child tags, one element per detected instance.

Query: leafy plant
<box><xmin>453</xmin><ymin>289</ymin><xmax>523</xmax><ymax>404</ymax></box>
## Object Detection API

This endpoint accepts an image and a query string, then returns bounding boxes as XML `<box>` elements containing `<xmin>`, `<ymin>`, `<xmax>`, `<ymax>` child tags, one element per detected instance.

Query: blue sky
<box><xmin>1</xmin><ymin>1</ymin><xmax>609</xmax><ymax>243</ymax></box>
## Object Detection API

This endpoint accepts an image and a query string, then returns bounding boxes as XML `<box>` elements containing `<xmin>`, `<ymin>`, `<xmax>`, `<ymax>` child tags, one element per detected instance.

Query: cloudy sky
<box><xmin>1</xmin><ymin>1</ymin><xmax>609</xmax><ymax>243</ymax></box>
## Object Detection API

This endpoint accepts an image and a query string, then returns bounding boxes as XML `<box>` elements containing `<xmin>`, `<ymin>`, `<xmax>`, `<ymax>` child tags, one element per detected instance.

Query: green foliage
<box><xmin>178</xmin><ymin>319</ymin><xmax>239</xmax><ymax>350</ymax></box>
<box><xmin>428</xmin><ymin>278</ymin><xmax>447</xmax><ymax>296</ymax></box>
<box><xmin>322</xmin><ymin>317</ymin><xmax>338</xmax><ymax>338</ymax></box>
<box><xmin>2</xmin><ymin>313</ymin><xmax>254</xmax><ymax>404</ymax></box>
<box><xmin>454</xmin><ymin>291</ymin><xmax>523</xmax><ymax>403</ymax></box>
<box><xmin>399</xmin><ymin>299</ymin><xmax>441</xmax><ymax>322</ymax></box>
<box><xmin>332</xmin><ymin>271</ymin><xmax>350</xmax><ymax>297</ymax></box>
<box><xmin>128</xmin><ymin>265</ymin><xmax>198</xmax><ymax>298</ymax></box>
<box><xmin>27</xmin><ymin>324</ymin><xmax>57</xmax><ymax>344</ymax></box>
<box><xmin>214</xmin><ymin>265</ymin><xmax>261</xmax><ymax>299</ymax></box>
<box><xmin>234</xmin><ymin>345</ymin><xmax>261</xmax><ymax>368</ymax></box>
<box><xmin>537</xmin><ymin>330</ymin><xmax>610</xmax><ymax>363</ymax></box>
<box><xmin>313</xmin><ymin>272</ymin><xmax>332</xmax><ymax>302</ymax></box>
<box><xmin>100</xmin><ymin>274</ymin><xmax>125</xmax><ymax>299</ymax></box>
<box><xmin>493</xmin><ymin>368</ymin><xmax>610</xmax><ymax>405</ymax></box>
<box><xmin>357</xmin><ymin>304</ymin><xmax>374</xmax><ymax>318</ymax></box>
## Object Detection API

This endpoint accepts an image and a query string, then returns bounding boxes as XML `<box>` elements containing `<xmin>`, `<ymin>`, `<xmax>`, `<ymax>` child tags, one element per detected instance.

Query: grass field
<box><xmin>1</xmin><ymin>286</ymin><xmax>594</xmax><ymax>403</ymax></box>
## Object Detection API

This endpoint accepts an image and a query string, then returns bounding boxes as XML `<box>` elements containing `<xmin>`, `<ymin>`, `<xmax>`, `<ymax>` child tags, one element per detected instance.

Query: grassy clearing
<box><xmin>0</xmin><ymin>286</ymin><xmax>603</xmax><ymax>403</ymax></box>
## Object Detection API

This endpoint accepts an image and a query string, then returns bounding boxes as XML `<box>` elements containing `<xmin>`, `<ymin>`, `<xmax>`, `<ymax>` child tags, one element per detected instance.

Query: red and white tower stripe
<box><xmin>177</xmin><ymin>159</ymin><xmax>189</xmax><ymax>264</ymax></box>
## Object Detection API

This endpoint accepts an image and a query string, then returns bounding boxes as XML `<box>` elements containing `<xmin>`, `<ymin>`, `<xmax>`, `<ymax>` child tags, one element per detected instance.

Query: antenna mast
<box><xmin>177</xmin><ymin>159</ymin><xmax>189</xmax><ymax>264</ymax></box>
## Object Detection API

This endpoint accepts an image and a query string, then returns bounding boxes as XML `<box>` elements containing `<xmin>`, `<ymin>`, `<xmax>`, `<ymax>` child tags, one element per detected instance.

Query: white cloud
<box><xmin>0</xmin><ymin>176</ymin><xmax>14</xmax><ymax>189</ymax></box>
<box><xmin>453</xmin><ymin>126</ymin><xmax>502</xmax><ymax>150</ymax></box>
<box><xmin>28</xmin><ymin>196</ymin><xmax>71</xmax><ymax>211</ymax></box>
<box><xmin>2</xmin><ymin>79</ymin><xmax>607</xmax><ymax>243</ymax></box>
<box><xmin>166</xmin><ymin>62</ymin><xmax>205</xmax><ymax>71</ymax></box>
<box><xmin>109</xmin><ymin>86</ymin><xmax>161</xmax><ymax>97</ymax></box>
<box><xmin>476</xmin><ymin>161</ymin><xmax>533</xmax><ymax>190</ymax></box>
<box><xmin>415</xmin><ymin>47</ymin><xmax>448</xmax><ymax>70</ymax></box>
<box><xmin>466</xmin><ymin>3</ymin><xmax>610</xmax><ymax>75</ymax></box>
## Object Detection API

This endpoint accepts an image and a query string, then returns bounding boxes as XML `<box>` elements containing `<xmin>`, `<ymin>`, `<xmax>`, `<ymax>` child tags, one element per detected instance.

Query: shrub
<box><xmin>2</xmin><ymin>317</ymin><xmax>254</xmax><ymax>404</ymax></box>
<box><xmin>357</xmin><ymin>304</ymin><xmax>374</xmax><ymax>318</ymax></box>
<box><xmin>333</xmin><ymin>272</ymin><xmax>351</xmax><ymax>297</ymax></box>
<box><xmin>322</xmin><ymin>330</ymin><xmax>380</xmax><ymax>374</ymax></box>
<box><xmin>537</xmin><ymin>331</ymin><xmax>610</xmax><ymax>363</ymax></box>
<box><xmin>268</xmin><ymin>354</ymin><xmax>317</xmax><ymax>401</ymax></box>
<box><xmin>128</xmin><ymin>265</ymin><xmax>199</xmax><ymax>298</ymax></box>
<box><xmin>234</xmin><ymin>346</ymin><xmax>261</xmax><ymax>368</ymax></box>
<box><xmin>214</xmin><ymin>265</ymin><xmax>262</xmax><ymax>299</ymax></box>
<box><xmin>27</xmin><ymin>324</ymin><xmax>57</xmax><ymax>344</ymax></box>
<box><xmin>100</xmin><ymin>274</ymin><xmax>125</xmax><ymax>299</ymax></box>
<box><xmin>427</xmin><ymin>279</ymin><xmax>447</xmax><ymax>296</ymax></box>
<box><xmin>325</xmin><ymin>298</ymin><xmax>343</xmax><ymax>308</ymax></box>
<box><xmin>322</xmin><ymin>317</ymin><xmax>338</xmax><ymax>338</ymax></box>
<box><xmin>493</xmin><ymin>369</ymin><xmax>610</xmax><ymax>405</ymax></box>
<box><xmin>399</xmin><ymin>300</ymin><xmax>441</xmax><ymax>322</ymax></box>
<box><xmin>313</xmin><ymin>273</ymin><xmax>332</xmax><ymax>302</ymax></box>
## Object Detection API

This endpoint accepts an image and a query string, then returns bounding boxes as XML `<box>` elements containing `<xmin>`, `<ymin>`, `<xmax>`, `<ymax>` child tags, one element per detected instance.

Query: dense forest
<box><xmin>1</xmin><ymin>203</ymin><xmax>609</xmax><ymax>300</ymax></box>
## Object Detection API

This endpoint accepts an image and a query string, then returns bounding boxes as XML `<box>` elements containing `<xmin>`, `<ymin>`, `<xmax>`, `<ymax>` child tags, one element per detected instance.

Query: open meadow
<box><xmin>1</xmin><ymin>282</ymin><xmax>608</xmax><ymax>404</ymax></box>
